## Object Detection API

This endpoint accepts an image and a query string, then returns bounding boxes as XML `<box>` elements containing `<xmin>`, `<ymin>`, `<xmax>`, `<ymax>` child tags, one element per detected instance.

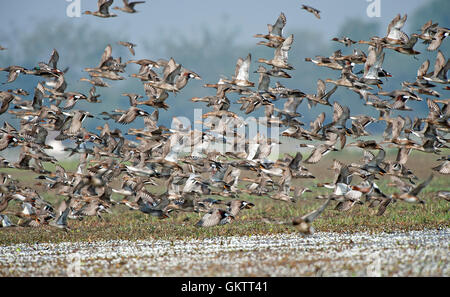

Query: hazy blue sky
<box><xmin>0</xmin><ymin>0</ymin><xmax>445</xmax><ymax>136</ymax></box>
<box><xmin>0</xmin><ymin>0</ymin><xmax>446</xmax><ymax>156</ymax></box>
<box><xmin>1</xmin><ymin>0</ymin><xmax>429</xmax><ymax>45</ymax></box>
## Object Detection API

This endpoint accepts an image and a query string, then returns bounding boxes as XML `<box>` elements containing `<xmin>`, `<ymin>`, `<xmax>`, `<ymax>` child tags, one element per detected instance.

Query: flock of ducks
<box><xmin>0</xmin><ymin>2</ymin><xmax>449</xmax><ymax>235</ymax></box>
<box><xmin>84</xmin><ymin>0</ymin><xmax>146</xmax><ymax>17</ymax></box>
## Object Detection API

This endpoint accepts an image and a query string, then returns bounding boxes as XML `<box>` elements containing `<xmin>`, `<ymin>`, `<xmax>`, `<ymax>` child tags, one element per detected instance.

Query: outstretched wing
<box><xmin>417</xmin><ymin>60</ymin><xmax>429</xmax><ymax>78</ymax></box>
<box><xmin>99</xmin><ymin>44</ymin><xmax>112</xmax><ymax>68</ymax></box>
<box><xmin>301</xmin><ymin>198</ymin><xmax>331</xmax><ymax>223</ymax></box>
<box><xmin>236</xmin><ymin>54</ymin><xmax>251</xmax><ymax>81</ymax></box>
<box><xmin>409</xmin><ymin>174</ymin><xmax>433</xmax><ymax>196</ymax></box>
<box><xmin>271</xmin><ymin>12</ymin><xmax>286</xmax><ymax>37</ymax></box>
<box><xmin>369</xmin><ymin>149</ymin><xmax>386</xmax><ymax>166</ymax></box>
<box><xmin>99</xmin><ymin>0</ymin><xmax>113</xmax><ymax>15</ymax></box>
<box><xmin>56</xmin><ymin>206</ymin><xmax>70</xmax><ymax>227</ymax></box>
<box><xmin>274</xmin><ymin>34</ymin><xmax>293</xmax><ymax>63</ymax></box>
<box><xmin>48</xmin><ymin>49</ymin><xmax>59</xmax><ymax>69</ymax></box>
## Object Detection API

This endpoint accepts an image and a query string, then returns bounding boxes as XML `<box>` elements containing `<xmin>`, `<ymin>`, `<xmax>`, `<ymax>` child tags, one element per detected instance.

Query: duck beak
<box><xmin>244</xmin><ymin>202</ymin><xmax>255</xmax><ymax>209</ymax></box>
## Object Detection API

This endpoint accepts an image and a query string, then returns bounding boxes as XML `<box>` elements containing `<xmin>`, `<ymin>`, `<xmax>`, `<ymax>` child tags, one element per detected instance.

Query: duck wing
<box><xmin>236</xmin><ymin>54</ymin><xmax>251</xmax><ymax>81</ymax></box>
<box><xmin>301</xmin><ymin>198</ymin><xmax>331</xmax><ymax>223</ymax></box>
<box><xmin>271</xmin><ymin>12</ymin><xmax>286</xmax><ymax>37</ymax></box>
<box><xmin>409</xmin><ymin>174</ymin><xmax>433</xmax><ymax>196</ymax></box>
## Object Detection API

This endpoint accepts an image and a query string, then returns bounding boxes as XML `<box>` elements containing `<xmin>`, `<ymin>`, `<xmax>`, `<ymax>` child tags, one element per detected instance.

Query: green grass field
<box><xmin>0</xmin><ymin>150</ymin><xmax>449</xmax><ymax>245</ymax></box>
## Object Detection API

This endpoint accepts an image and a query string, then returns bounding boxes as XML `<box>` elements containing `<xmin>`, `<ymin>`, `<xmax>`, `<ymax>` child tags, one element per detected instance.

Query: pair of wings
<box><xmin>98</xmin><ymin>0</ymin><xmax>114</xmax><ymax>14</ymax></box>
<box><xmin>273</xmin><ymin>34</ymin><xmax>294</xmax><ymax>64</ymax></box>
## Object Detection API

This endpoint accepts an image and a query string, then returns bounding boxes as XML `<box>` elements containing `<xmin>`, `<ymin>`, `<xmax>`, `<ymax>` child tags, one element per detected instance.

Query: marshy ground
<box><xmin>0</xmin><ymin>151</ymin><xmax>449</xmax><ymax>276</ymax></box>
<box><xmin>1</xmin><ymin>229</ymin><xmax>448</xmax><ymax>276</ymax></box>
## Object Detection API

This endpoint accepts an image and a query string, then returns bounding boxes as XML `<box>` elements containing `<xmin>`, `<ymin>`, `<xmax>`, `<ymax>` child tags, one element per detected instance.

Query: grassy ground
<box><xmin>0</xmin><ymin>150</ymin><xmax>449</xmax><ymax>245</ymax></box>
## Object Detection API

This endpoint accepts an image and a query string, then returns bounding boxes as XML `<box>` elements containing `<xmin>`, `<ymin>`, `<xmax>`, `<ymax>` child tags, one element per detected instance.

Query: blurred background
<box><xmin>0</xmin><ymin>0</ymin><xmax>448</xmax><ymax>141</ymax></box>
